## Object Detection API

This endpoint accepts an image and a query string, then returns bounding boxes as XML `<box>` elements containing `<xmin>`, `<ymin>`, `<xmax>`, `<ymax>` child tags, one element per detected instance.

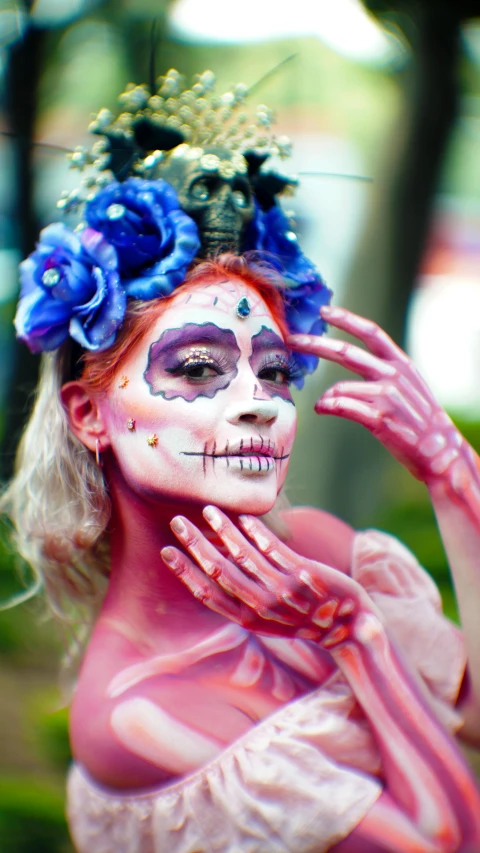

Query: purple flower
<box><xmin>15</xmin><ymin>223</ymin><xmax>126</xmax><ymax>353</ymax></box>
<box><xmin>246</xmin><ymin>203</ymin><xmax>332</xmax><ymax>385</ymax></box>
<box><xmin>85</xmin><ymin>178</ymin><xmax>200</xmax><ymax>299</ymax></box>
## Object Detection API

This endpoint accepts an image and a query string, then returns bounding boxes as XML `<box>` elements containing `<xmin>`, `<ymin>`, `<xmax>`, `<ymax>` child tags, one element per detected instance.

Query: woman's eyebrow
<box><xmin>250</xmin><ymin>327</ymin><xmax>290</xmax><ymax>356</ymax></box>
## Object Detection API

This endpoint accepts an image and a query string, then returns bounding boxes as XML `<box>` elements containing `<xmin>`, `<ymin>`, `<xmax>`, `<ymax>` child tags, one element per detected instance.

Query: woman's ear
<box><xmin>60</xmin><ymin>381</ymin><xmax>110</xmax><ymax>453</ymax></box>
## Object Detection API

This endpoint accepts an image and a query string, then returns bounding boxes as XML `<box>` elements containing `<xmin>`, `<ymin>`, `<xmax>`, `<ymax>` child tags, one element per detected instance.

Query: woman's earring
<box><xmin>95</xmin><ymin>438</ymin><xmax>103</xmax><ymax>467</ymax></box>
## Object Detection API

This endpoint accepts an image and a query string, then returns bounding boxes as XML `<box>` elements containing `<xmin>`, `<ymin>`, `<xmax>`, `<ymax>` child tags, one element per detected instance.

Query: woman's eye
<box><xmin>258</xmin><ymin>366</ymin><xmax>290</xmax><ymax>384</ymax></box>
<box><xmin>182</xmin><ymin>361</ymin><xmax>221</xmax><ymax>380</ymax></box>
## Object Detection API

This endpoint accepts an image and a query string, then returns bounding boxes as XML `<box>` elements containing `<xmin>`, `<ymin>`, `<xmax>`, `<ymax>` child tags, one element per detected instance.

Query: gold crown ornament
<box><xmin>59</xmin><ymin>68</ymin><xmax>297</xmax><ymax>256</ymax></box>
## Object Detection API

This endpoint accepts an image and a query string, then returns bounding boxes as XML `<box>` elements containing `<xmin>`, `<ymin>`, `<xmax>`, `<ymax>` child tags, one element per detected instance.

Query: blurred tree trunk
<box><xmin>2</xmin><ymin>7</ymin><xmax>42</xmax><ymax>480</ymax></box>
<box><xmin>0</xmin><ymin>3</ymin><xmax>176</xmax><ymax>482</ymax></box>
<box><xmin>289</xmin><ymin>0</ymin><xmax>476</xmax><ymax>524</ymax></box>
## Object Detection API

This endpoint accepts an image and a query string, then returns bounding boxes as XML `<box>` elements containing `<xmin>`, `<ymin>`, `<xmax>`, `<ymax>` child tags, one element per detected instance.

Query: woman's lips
<box><xmin>217</xmin><ymin>438</ymin><xmax>287</xmax><ymax>460</ymax></box>
<box><xmin>179</xmin><ymin>438</ymin><xmax>290</xmax><ymax>472</ymax></box>
<box><xmin>228</xmin><ymin>455</ymin><xmax>276</xmax><ymax>474</ymax></box>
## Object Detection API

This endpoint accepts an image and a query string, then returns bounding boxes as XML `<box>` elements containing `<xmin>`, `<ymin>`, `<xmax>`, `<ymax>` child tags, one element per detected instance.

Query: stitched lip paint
<box><xmin>180</xmin><ymin>436</ymin><xmax>289</xmax><ymax>476</ymax></box>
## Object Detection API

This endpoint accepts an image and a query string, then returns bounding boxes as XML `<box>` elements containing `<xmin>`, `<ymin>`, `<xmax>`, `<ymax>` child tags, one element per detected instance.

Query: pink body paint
<box><xmin>68</xmin><ymin>288</ymin><xmax>480</xmax><ymax>852</ymax></box>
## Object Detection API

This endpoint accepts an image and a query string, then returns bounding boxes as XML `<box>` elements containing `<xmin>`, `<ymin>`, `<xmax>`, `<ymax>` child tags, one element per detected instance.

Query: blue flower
<box><xmin>85</xmin><ymin>178</ymin><xmax>200</xmax><ymax>299</ymax></box>
<box><xmin>246</xmin><ymin>203</ymin><xmax>332</xmax><ymax>385</ymax></box>
<box><xmin>15</xmin><ymin>223</ymin><xmax>126</xmax><ymax>353</ymax></box>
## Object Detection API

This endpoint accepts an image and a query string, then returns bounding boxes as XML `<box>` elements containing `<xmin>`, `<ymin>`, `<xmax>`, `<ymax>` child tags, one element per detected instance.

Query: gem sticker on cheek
<box><xmin>143</xmin><ymin>323</ymin><xmax>241</xmax><ymax>402</ymax></box>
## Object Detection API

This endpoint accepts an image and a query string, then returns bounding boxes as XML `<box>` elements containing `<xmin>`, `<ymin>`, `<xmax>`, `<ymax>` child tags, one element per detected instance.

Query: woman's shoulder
<box><xmin>280</xmin><ymin>506</ymin><xmax>355</xmax><ymax>573</ymax></box>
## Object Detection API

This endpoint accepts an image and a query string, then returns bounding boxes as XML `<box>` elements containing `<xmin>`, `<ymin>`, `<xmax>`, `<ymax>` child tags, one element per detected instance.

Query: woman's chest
<box><xmin>70</xmin><ymin>628</ymin><xmax>336</xmax><ymax>789</ymax></box>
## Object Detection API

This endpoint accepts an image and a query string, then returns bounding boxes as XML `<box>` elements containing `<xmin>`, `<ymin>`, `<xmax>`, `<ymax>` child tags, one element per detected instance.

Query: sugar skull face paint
<box><xmin>144</xmin><ymin>323</ymin><xmax>241</xmax><ymax>401</ymax></box>
<box><xmin>99</xmin><ymin>278</ymin><xmax>298</xmax><ymax>515</ymax></box>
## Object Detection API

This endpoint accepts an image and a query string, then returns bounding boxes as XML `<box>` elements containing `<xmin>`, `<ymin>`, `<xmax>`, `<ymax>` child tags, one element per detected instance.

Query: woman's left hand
<box><xmin>288</xmin><ymin>304</ymin><xmax>477</xmax><ymax>491</ymax></box>
<box><xmin>289</xmin><ymin>306</ymin><xmax>480</xmax><ymax>746</ymax></box>
<box><xmin>162</xmin><ymin>507</ymin><xmax>374</xmax><ymax>646</ymax></box>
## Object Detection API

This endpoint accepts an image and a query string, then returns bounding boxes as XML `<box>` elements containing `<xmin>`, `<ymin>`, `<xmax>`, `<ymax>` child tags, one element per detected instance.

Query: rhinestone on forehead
<box><xmin>236</xmin><ymin>297</ymin><xmax>251</xmax><ymax>319</ymax></box>
<box><xmin>170</xmin><ymin>283</ymin><xmax>272</xmax><ymax>320</ymax></box>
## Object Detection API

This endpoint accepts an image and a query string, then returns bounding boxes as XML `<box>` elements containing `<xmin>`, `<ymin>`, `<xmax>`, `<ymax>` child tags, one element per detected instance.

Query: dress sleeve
<box><xmin>351</xmin><ymin>529</ymin><xmax>467</xmax><ymax>732</ymax></box>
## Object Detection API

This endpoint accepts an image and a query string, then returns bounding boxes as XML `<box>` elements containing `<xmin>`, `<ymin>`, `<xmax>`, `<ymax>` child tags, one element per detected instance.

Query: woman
<box><xmin>5</xmin><ymin>70</ymin><xmax>480</xmax><ymax>852</ymax></box>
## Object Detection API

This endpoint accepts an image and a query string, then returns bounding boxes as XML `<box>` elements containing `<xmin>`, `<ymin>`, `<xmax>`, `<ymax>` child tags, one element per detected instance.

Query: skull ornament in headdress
<box><xmin>156</xmin><ymin>144</ymin><xmax>255</xmax><ymax>256</ymax></box>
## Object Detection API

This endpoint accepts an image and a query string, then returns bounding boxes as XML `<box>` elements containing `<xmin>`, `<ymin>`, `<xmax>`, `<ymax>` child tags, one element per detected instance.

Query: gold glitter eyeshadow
<box><xmin>184</xmin><ymin>348</ymin><xmax>211</xmax><ymax>366</ymax></box>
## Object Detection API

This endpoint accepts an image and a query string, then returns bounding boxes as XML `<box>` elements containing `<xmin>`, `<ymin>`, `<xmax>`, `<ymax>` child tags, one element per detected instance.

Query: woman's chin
<box><xmin>213</xmin><ymin>486</ymin><xmax>279</xmax><ymax>517</ymax></box>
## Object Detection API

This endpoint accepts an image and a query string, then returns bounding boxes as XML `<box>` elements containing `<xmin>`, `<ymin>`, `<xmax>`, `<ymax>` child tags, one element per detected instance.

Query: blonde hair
<box><xmin>1</xmin><ymin>346</ymin><xmax>110</xmax><ymax>623</ymax></box>
<box><xmin>1</xmin><ymin>256</ymin><xmax>291</xmax><ymax>635</ymax></box>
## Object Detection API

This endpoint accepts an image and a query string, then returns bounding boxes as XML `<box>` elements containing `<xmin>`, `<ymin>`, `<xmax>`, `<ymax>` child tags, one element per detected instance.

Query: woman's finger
<box><xmin>161</xmin><ymin>546</ymin><xmax>245</xmax><ymax>623</ymax></box>
<box><xmin>320</xmin><ymin>305</ymin><xmax>409</xmax><ymax>363</ymax></box>
<box><xmin>314</xmin><ymin>395</ymin><xmax>388</xmax><ymax>431</ymax></box>
<box><xmin>170</xmin><ymin>516</ymin><xmax>298</xmax><ymax>625</ymax></box>
<box><xmin>287</xmin><ymin>334</ymin><xmax>398</xmax><ymax>381</ymax></box>
<box><xmin>317</xmin><ymin>397</ymin><xmax>425</xmax><ymax>452</ymax></box>
<box><xmin>162</xmin><ymin>546</ymin><xmax>299</xmax><ymax>635</ymax></box>
<box><xmin>203</xmin><ymin>506</ymin><xmax>311</xmax><ymax>614</ymax></box>
<box><xmin>320</xmin><ymin>381</ymin><xmax>427</xmax><ymax>430</ymax></box>
<box><xmin>238</xmin><ymin>515</ymin><xmax>346</xmax><ymax>599</ymax></box>
<box><xmin>237</xmin><ymin>514</ymin><xmax>304</xmax><ymax>573</ymax></box>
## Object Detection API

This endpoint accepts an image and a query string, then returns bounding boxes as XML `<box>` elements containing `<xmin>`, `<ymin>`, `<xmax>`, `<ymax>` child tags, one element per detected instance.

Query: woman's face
<box><xmin>99</xmin><ymin>277</ymin><xmax>298</xmax><ymax>515</ymax></box>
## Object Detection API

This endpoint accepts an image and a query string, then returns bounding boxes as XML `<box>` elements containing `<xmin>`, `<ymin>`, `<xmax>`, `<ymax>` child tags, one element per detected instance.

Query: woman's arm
<box><xmin>331</xmin><ymin>792</ymin><xmax>454</xmax><ymax>853</ymax></box>
<box><xmin>428</xmin><ymin>474</ymin><xmax>480</xmax><ymax>743</ymax></box>
<box><xmin>288</xmin><ymin>305</ymin><xmax>480</xmax><ymax>743</ymax></box>
<box><xmin>163</xmin><ymin>508</ymin><xmax>480</xmax><ymax>852</ymax></box>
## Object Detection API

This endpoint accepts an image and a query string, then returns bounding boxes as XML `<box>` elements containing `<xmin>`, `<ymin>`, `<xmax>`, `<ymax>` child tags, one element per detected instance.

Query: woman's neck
<box><xmin>100</xmin><ymin>465</ymin><xmax>228</xmax><ymax>651</ymax></box>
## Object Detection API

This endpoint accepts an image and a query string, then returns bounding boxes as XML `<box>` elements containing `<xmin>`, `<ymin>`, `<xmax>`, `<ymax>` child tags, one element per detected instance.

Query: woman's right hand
<box><xmin>161</xmin><ymin>506</ymin><xmax>374</xmax><ymax>648</ymax></box>
<box><xmin>162</xmin><ymin>507</ymin><xmax>480</xmax><ymax>852</ymax></box>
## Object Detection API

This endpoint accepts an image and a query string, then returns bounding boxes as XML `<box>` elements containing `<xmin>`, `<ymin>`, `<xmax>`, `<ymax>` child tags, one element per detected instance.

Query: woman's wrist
<box><xmin>425</xmin><ymin>436</ymin><xmax>480</xmax><ymax>510</ymax></box>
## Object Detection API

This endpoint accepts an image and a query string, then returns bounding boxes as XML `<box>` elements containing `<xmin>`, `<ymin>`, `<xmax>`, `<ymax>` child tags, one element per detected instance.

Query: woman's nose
<box><xmin>224</xmin><ymin>396</ymin><xmax>279</xmax><ymax>426</ymax></box>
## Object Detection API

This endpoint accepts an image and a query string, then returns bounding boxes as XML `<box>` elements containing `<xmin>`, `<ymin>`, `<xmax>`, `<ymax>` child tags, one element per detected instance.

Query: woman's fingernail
<box><xmin>171</xmin><ymin>517</ymin><xmax>187</xmax><ymax>535</ymax></box>
<box><xmin>287</xmin><ymin>334</ymin><xmax>312</xmax><ymax>345</ymax></box>
<box><xmin>161</xmin><ymin>547</ymin><xmax>177</xmax><ymax>564</ymax></box>
<box><xmin>203</xmin><ymin>505</ymin><xmax>219</xmax><ymax>526</ymax></box>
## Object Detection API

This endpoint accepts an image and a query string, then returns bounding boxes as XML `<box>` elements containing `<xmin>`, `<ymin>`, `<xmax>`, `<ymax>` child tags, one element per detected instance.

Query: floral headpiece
<box><xmin>15</xmin><ymin>69</ymin><xmax>331</xmax><ymax>385</ymax></box>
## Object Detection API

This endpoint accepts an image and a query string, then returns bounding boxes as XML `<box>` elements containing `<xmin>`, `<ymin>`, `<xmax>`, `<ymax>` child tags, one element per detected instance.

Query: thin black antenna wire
<box><xmin>298</xmin><ymin>171</ymin><xmax>373</xmax><ymax>183</ymax></box>
<box><xmin>248</xmin><ymin>54</ymin><xmax>298</xmax><ymax>97</ymax></box>
<box><xmin>0</xmin><ymin>130</ymin><xmax>72</xmax><ymax>154</ymax></box>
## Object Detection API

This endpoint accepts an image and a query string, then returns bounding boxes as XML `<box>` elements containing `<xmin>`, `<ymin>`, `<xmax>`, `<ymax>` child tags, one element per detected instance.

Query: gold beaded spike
<box><xmin>56</xmin><ymin>68</ymin><xmax>294</xmax><ymax>214</ymax></box>
<box><xmin>127</xmin><ymin>418</ymin><xmax>136</xmax><ymax>431</ymax></box>
<box><xmin>147</xmin><ymin>434</ymin><xmax>158</xmax><ymax>447</ymax></box>
<box><xmin>119</xmin><ymin>375</ymin><xmax>129</xmax><ymax>389</ymax></box>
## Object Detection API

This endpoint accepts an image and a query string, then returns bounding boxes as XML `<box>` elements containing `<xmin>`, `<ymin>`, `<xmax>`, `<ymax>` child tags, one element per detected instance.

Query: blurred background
<box><xmin>1</xmin><ymin>0</ymin><xmax>480</xmax><ymax>849</ymax></box>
